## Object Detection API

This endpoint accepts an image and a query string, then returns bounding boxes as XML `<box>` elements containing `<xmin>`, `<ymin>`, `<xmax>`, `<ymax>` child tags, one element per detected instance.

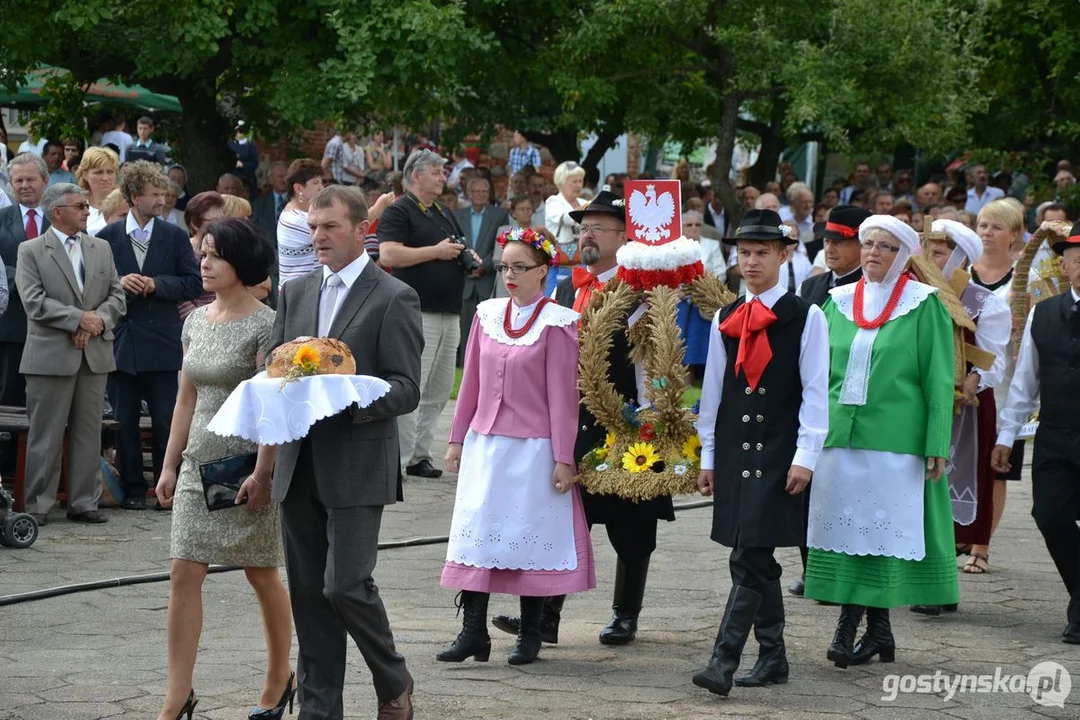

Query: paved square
<box><xmin>1</xmin><ymin>407</ymin><xmax>1076</xmax><ymax>718</ymax></box>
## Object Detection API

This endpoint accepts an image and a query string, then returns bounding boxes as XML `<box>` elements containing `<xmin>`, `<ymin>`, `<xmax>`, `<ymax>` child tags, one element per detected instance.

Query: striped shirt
<box><xmin>277</xmin><ymin>208</ymin><xmax>318</xmax><ymax>287</ymax></box>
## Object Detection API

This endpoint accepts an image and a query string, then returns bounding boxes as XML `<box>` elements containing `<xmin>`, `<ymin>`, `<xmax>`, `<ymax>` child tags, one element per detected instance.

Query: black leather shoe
<box><xmin>508</xmin><ymin>596</ymin><xmax>544</xmax><ymax>665</ymax></box>
<box><xmin>599</xmin><ymin>558</ymin><xmax>649</xmax><ymax>645</ymax></box>
<box><xmin>30</xmin><ymin>513</ymin><xmax>47</xmax><ymax>526</ymax></box>
<box><xmin>911</xmin><ymin>603</ymin><xmax>958</xmax><ymax>616</ymax></box>
<box><xmin>67</xmin><ymin>510</ymin><xmax>108</xmax><ymax>524</ymax></box>
<box><xmin>734</xmin><ymin>581</ymin><xmax>789</xmax><ymax>687</ymax></box>
<box><xmin>437</xmin><ymin>591</ymin><xmax>491</xmax><ymax>662</ymax></box>
<box><xmin>826</xmin><ymin>604</ymin><xmax>865</xmax><ymax>668</ymax></box>
<box><xmin>493</xmin><ymin>596</ymin><xmax>564</xmax><ymax>644</ymax></box>
<box><xmin>693</xmin><ymin>586</ymin><xmax>762</xmax><ymax>696</ymax></box>
<box><xmin>788</xmin><ymin>575</ymin><xmax>805</xmax><ymax>597</ymax></box>
<box><xmin>1063</xmin><ymin>623</ymin><xmax>1080</xmax><ymax>644</ymax></box>
<box><xmin>851</xmin><ymin>607</ymin><xmax>895</xmax><ymax>665</ymax></box>
<box><xmin>406</xmin><ymin>459</ymin><xmax>442</xmax><ymax>478</ymax></box>
<box><xmin>120</xmin><ymin>496</ymin><xmax>147</xmax><ymax>510</ymax></box>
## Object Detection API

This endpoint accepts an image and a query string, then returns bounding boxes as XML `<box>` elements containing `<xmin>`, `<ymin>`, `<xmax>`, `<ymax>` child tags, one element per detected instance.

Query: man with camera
<box><xmin>379</xmin><ymin>149</ymin><xmax>482</xmax><ymax>479</ymax></box>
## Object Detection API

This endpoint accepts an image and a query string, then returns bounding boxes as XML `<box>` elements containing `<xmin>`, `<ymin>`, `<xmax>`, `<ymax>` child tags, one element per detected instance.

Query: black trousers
<box><xmin>0</xmin><ymin>342</ymin><xmax>26</xmax><ymax>475</ymax></box>
<box><xmin>109</xmin><ymin>370</ymin><xmax>177</xmax><ymax>497</ymax></box>
<box><xmin>0</xmin><ymin>341</ymin><xmax>26</xmax><ymax>406</ymax></box>
<box><xmin>1030</xmin><ymin>427</ymin><xmax>1080</xmax><ymax>624</ymax></box>
<box><xmin>592</xmin><ymin>516</ymin><xmax>658</xmax><ymax>564</ymax></box>
<box><xmin>729</xmin><ymin>546</ymin><xmax>782</xmax><ymax>593</ymax></box>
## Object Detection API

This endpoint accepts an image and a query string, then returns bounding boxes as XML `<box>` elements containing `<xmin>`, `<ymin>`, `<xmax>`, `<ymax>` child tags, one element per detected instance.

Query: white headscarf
<box><xmin>857</xmin><ymin>214</ymin><xmax>919</xmax><ymax>317</ymax></box>
<box><xmin>932</xmin><ymin>218</ymin><xmax>982</xmax><ymax>279</ymax></box>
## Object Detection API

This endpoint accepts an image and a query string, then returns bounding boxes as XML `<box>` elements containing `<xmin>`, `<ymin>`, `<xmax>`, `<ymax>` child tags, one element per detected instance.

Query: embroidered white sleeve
<box><xmin>475</xmin><ymin>298</ymin><xmax>580</xmax><ymax>346</ymax></box>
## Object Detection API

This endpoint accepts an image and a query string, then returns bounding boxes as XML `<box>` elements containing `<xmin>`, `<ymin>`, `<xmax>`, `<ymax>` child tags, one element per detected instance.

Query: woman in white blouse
<box><xmin>75</xmin><ymin>147</ymin><xmax>120</xmax><ymax>236</ymax></box>
<box><xmin>276</xmin><ymin>159</ymin><xmax>325</xmax><ymax>288</ymax></box>
<box><xmin>543</xmin><ymin>161</ymin><xmax>586</xmax><ymax>293</ymax></box>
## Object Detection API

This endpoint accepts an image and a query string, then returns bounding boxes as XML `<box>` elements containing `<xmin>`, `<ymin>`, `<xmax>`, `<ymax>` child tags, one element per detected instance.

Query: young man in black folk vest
<box><xmin>692</xmin><ymin>209</ymin><xmax>831</xmax><ymax>696</ymax></box>
<box><xmin>993</xmin><ymin>229</ymin><xmax>1080</xmax><ymax>644</ymax></box>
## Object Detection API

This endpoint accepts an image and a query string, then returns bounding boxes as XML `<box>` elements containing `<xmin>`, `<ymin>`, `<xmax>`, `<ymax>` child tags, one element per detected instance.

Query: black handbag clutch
<box><xmin>199</xmin><ymin>453</ymin><xmax>258</xmax><ymax>511</ymax></box>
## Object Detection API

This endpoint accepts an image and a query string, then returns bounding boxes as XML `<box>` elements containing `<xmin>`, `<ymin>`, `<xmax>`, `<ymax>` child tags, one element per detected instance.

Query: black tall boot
<box><xmin>734</xmin><ymin>581</ymin><xmax>789</xmax><ymax>687</ymax></box>
<box><xmin>491</xmin><ymin>595</ymin><xmax>565</xmax><ymax>644</ymax></box>
<box><xmin>599</xmin><ymin>558</ymin><xmax>649</xmax><ymax>645</ymax></box>
<box><xmin>508</xmin><ymin>596</ymin><xmax>544</xmax><ymax>665</ymax></box>
<box><xmin>851</xmin><ymin>607</ymin><xmax>895</xmax><ymax>665</ymax></box>
<box><xmin>437</xmin><ymin>591</ymin><xmax>491</xmax><ymax>662</ymax></box>
<box><xmin>826</xmin><ymin>604</ymin><xmax>865</xmax><ymax>668</ymax></box>
<box><xmin>692</xmin><ymin>586</ymin><xmax>762</xmax><ymax>696</ymax></box>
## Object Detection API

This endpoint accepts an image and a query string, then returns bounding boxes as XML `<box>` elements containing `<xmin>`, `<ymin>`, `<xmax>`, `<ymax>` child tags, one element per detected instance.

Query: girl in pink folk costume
<box><xmin>439</xmin><ymin>226</ymin><xmax>596</xmax><ymax>665</ymax></box>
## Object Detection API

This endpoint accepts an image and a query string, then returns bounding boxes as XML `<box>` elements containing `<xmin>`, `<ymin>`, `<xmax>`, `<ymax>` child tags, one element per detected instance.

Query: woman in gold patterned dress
<box><xmin>154</xmin><ymin>219</ymin><xmax>294</xmax><ymax>720</ymax></box>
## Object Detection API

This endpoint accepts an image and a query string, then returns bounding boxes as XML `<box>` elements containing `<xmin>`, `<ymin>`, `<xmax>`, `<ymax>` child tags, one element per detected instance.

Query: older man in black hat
<box><xmin>992</xmin><ymin>229</ymin><xmax>1080</xmax><ymax>643</ymax></box>
<box><xmin>491</xmin><ymin>189</ymin><xmax>675</xmax><ymax>647</ymax></box>
<box><xmin>692</xmin><ymin>209</ymin><xmax>830</xmax><ymax>696</ymax></box>
<box><xmin>798</xmin><ymin>205</ymin><xmax>872</xmax><ymax>309</ymax></box>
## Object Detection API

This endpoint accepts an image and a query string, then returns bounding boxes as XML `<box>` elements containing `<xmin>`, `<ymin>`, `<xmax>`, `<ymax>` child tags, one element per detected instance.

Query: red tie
<box><xmin>25</xmin><ymin>208</ymin><xmax>38</xmax><ymax>238</ymax></box>
<box><xmin>718</xmin><ymin>298</ymin><xmax>777</xmax><ymax>391</ymax></box>
<box><xmin>572</xmin><ymin>266</ymin><xmax>604</xmax><ymax>314</ymax></box>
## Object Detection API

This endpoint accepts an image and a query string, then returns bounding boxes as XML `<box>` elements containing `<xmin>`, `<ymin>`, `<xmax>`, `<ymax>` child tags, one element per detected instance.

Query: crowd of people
<box><xmin>0</xmin><ymin>116</ymin><xmax>1077</xmax><ymax>719</ymax></box>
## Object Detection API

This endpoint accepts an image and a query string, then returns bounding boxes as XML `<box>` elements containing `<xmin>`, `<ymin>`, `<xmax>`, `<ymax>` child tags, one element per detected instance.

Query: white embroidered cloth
<box><xmin>830</xmin><ymin>280</ymin><xmax>937</xmax><ymax>406</ymax></box>
<box><xmin>208</xmin><ymin>372</ymin><xmax>391</xmax><ymax>445</ymax></box>
<box><xmin>808</xmin><ymin>447</ymin><xmax>926</xmax><ymax>561</ymax></box>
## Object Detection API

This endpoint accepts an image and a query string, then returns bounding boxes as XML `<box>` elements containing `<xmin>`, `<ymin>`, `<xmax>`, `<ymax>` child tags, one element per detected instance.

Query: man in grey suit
<box><xmin>454</xmin><ymin>176</ymin><xmax>507</xmax><ymax>363</ymax></box>
<box><xmin>15</xmin><ymin>183</ymin><xmax>125</xmax><ymax>525</ymax></box>
<box><xmin>268</xmin><ymin>185</ymin><xmax>423</xmax><ymax>720</ymax></box>
<box><xmin>0</xmin><ymin>152</ymin><xmax>50</xmax><ymax>408</ymax></box>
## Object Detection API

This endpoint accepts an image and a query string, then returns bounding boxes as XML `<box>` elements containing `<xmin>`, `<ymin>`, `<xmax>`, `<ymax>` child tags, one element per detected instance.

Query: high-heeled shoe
<box><xmin>175</xmin><ymin>689</ymin><xmax>197</xmax><ymax>720</ymax></box>
<box><xmin>249</xmin><ymin>672</ymin><xmax>296</xmax><ymax>719</ymax></box>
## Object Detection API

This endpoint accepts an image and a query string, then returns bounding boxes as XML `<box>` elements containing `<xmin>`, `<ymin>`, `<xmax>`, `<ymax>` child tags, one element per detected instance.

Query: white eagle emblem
<box><xmin>628</xmin><ymin>183</ymin><xmax>676</xmax><ymax>243</ymax></box>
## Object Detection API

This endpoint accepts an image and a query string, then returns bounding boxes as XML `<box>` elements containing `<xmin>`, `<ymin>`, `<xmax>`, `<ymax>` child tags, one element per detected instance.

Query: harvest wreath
<box><xmin>575</xmin><ymin>273</ymin><xmax>734</xmax><ymax>501</ymax></box>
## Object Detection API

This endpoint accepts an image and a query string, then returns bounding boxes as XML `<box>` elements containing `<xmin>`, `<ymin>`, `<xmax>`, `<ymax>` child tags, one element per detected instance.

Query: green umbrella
<box><xmin>0</xmin><ymin>66</ymin><xmax>181</xmax><ymax>113</ymax></box>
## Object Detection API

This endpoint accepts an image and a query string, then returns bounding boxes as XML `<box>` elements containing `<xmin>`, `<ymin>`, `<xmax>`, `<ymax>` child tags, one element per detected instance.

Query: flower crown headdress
<box><xmin>496</xmin><ymin>226</ymin><xmax>560</xmax><ymax>265</ymax></box>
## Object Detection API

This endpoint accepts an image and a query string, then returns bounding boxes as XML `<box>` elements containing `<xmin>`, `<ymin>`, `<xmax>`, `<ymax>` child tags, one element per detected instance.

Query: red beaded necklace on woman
<box><xmin>503</xmin><ymin>296</ymin><xmax>553</xmax><ymax>339</ymax></box>
<box><xmin>852</xmin><ymin>274</ymin><xmax>910</xmax><ymax>330</ymax></box>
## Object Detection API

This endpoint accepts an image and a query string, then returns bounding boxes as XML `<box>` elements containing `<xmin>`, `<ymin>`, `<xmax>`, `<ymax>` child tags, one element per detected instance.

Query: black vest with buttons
<box><xmin>711</xmin><ymin>292</ymin><xmax>810</xmax><ymax>548</ymax></box>
<box><xmin>1031</xmin><ymin>291</ymin><xmax>1080</xmax><ymax>432</ymax></box>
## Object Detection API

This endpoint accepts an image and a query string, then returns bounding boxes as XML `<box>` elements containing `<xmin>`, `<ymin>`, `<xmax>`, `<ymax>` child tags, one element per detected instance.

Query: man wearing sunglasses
<box><xmin>14</xmin><ymin>183</ymin><xmax>125</xmax><ymax>525</ymax></box>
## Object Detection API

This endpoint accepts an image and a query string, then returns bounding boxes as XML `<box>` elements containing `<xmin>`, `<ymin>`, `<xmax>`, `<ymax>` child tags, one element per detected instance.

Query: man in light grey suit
<box><xmin>268</xmin><ymin>185</ymin><xmax>422</xmax><ymax>720</ymax></box>
<box><xmin>15</xmin><ymin>183</ymin><xmax>125</xmax><ymax>525</ymax></box>
<box><xmin>454</xmin><ymin>176</ymin><xmax>507</xmax><ymax>364</ymax></box>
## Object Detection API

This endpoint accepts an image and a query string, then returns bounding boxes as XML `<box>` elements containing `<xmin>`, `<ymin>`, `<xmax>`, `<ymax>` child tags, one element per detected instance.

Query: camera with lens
<box><xmin>450</xmin><ymin>236</ymin><xmax>481</xmax><ymax>273</ymax></box>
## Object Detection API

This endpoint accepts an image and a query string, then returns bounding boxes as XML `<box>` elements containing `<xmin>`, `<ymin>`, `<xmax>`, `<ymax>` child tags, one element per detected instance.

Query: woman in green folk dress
<box><xmin>805</xmin><ymin>214</ymin><xmax>958</xmax><ymax>669</ymax></box>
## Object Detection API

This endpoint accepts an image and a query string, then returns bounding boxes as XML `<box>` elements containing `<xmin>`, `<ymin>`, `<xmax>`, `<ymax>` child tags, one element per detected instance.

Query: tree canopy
<box><xmin>0</xmin><ymin>0</ymin><xmax>1024</xmax><ymax>204</ymax></box>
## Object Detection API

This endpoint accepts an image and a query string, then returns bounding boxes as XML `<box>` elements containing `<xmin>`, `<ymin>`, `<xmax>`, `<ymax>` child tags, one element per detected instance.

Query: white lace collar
<box><xmin>475</xmin><ymin>297</ymin><xmax>579</xmax><ymax>347</ymax></box>
<box><xmin>829</xmin><ymin>279</ymin><xmax>938</xmax><ymax>324</ymax></box>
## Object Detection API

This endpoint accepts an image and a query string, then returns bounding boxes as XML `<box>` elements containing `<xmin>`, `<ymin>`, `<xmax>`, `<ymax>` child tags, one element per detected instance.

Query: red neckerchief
<box><xmin>572</xmin><ymin>266</ymin><xmax>604</xmax><ymax>315</ymax></box>
<box><xmin>718</xmin><ymin>298</ymin><xmax>777</xmax><ymax>391</ymax></box>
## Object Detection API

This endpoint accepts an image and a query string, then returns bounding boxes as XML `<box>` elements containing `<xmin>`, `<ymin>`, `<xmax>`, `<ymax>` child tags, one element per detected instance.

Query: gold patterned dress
<box><xmin>169</xmin><ymin>305</ymin><xmax>282</xmax><ymax>567</ymax></box>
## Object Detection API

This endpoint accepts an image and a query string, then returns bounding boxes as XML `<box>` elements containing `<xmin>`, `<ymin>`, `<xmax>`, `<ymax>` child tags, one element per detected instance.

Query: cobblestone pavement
<box><xmin>1</xmin><ymin>406</ymin><xmax>1077</xmax><ymax>719</ymax></box>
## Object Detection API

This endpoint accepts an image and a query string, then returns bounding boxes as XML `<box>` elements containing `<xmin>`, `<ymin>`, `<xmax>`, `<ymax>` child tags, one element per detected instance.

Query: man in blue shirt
<box><xmin>43</xmin><ymin>140</ymin><xmax>75</xmax><ymax>186</ymax></box>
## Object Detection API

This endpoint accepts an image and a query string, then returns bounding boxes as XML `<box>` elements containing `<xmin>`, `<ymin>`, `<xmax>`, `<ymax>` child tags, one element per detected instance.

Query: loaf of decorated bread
<box><xmin>266</xmin><ymin>337</ymin><xmax>356</xmax><ymax>378</ymax></box>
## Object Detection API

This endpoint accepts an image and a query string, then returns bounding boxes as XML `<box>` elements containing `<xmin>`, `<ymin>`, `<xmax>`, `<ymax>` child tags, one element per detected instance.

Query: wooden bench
<box><xmin>0</xmin><ymin>405</ymin><xmax>152</xmax><ymax>511</ymax></box>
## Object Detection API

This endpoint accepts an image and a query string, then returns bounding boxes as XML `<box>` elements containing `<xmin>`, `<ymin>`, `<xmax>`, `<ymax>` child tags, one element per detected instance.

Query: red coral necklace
<box><xmin>504</xmin><ymin>297</ymin><xmax>553</xmax><ymax>339</ymax></box>
<box><xmin>853</xmin><ymin>275</ymin><xmax>909</xmax><ymax>330</ymax></box>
